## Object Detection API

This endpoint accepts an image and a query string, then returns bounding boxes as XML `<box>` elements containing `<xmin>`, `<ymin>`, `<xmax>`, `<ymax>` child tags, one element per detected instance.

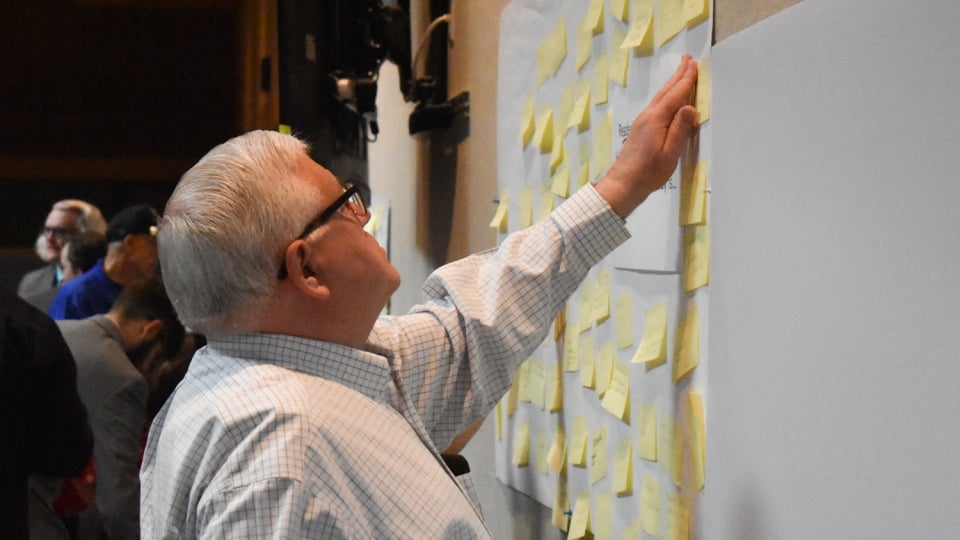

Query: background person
<box><xmin>22</xmin><ymin>231</ymin><xmax>107</xmax><ymax>313</ymax></box>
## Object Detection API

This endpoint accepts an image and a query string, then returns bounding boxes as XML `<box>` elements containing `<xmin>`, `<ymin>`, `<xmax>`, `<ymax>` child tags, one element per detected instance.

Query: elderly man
<box><xmin>142</xmin><ymin>57</ymin><xmax>698</xmax><ymax>538</ymax></box>
<box><xmin>18</xmin><ymin>199</ymin><xmax>107</xmax><ymax>299</ymax></box>
<box><xmin>48</xmin><ymin>205</ymin><xmax>160</xmax><ymax>320</ymax></box>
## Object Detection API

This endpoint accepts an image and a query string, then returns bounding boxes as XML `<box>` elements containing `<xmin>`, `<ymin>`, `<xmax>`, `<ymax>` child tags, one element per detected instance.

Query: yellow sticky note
<box><xmin>622</xmin><ymin>0</ymin><xmax>654</xmax><ymax>54</ymax></box>
<box><xmin>550</xmin><ymin>133</ymin><xmax>565</xmax><ymax>175</ymax></box>
<box><xmin>537</xmin><ymin>19</ymin><xmax>567</xmax><ymax>86</ymax></box>
<box><xmin>539</xmin><ymin>187</ymin><xmax>555</xmax><ymax>222</ymax></box>
<box><xmin>519</xmin><ymin>187</ymin><xmax>534</xmax><ymax>229</ymax></box>
<box><xmin>673</xmin><ymin>301</ymin><xmax>700</xmax><ymax>382</ymax></box>
<box><xmin>610</xmin><ymin>27</ymin><xmax>630</xmax><ymax>87</ymax></box>
<box><xmin>569</xmin><ymin>491</ymin><xmax>592</xmax><ymax>538</ymax></box>
<box><xmin>696</xmin><ymin>57</ymin><xmax>711</xmax><ymax>124</ymax></box>
<box><xmin>564</xmin><ymin>322</ymin><xmax>580</xmax><ymax>372</ymax></box>
<box><xmin>546</xmin><ymin>359</ymin><xmax>564</xmax><ymax>412</ymax></box>
<box><xmin>623</xmin><ymin>520</ymin><xmax>642</xmax><ymax>540</ymax></box>
<box><xmin>578</xmin><ymin>282</ymin><xmax>594</xmax><ymax>333</ymax></box>
<box><xmin>575</xmin><ymin>27</ymin><xmax>593</xmax><ymax>72</ymax></box>
<box><xmin>552</xmin><ymin>479</ymin><xmax>571</xmax><ymax>531</ymax></box>
<box><xmin>528</xmin><ymin>359</ymin><xmax>546</xmax><ymax>409</ymax></box>
<box><xmin>547</xmin><ymin>426</ymin><xmax>567</xmax><ymax>474</ymax></box>
<box><xmin>580</xmin><ymin>334</ymin><xmax>596</xmax><ymax>388</ymax></box>
<box><xmin>667</xmin><ymin>492</ymin><xmax>691</xmax><ymax>540</ymax></box>
<box><xmin>559</xmin><ymin>82</ymin><xmax>574</xmax><ymax>133</ymax></box>
<box><xmin>495</xmin><ymin>402</ymin><xmax>502</xmax><ymax>440</ymax></box>
<box><xmin>632</xmin><ymin>302</ymin><xmax>668</xmax><ymax>366</ymax></box>
<box><xmin>640</xmin><ymin>474</ymin><xmax>662</xmax><ymax>537</ymax></box>
<box><xmin>614</xmin><ymin>437</ymin><xmax>634</xmax><ymax>495</ymax></box>
<box><xmin>615</xmin><ymin>293</ymin><xmax>633</xmax><ymax>350</ymax></box>
<box><xmin>679</xmin><ymin>160</ymin><xmax>707</xmax><ymax>226</ymax></box>
<box><xmin>638</xmin><ymin>402</ymin><xmax>658</xmax><ymax>461</ymax></box>
<box><xmin>590</xmin><ymin>425</ymin><xmax>608</xmax><ymax>484</ymax></box>
<box><xmin>554</xmin><ymin>305</ymin><xmax>566</xmax><ymax>341</ymax></box>
<box><xmin>569</xmin><ymin>85</ymin><xmax>591</xmax><ymax>132</ymax></box>
<box><xmin>601</xmin><ymin>360</ymin><xmax>631</xmax><ymax>422</ymax></box>
<box><xmin>583</xmin><ymin>0</ymin><xmax>604</xmax><ymax>34</ymax></box>
<box><xmin>592</xmin><ymin>53</ymin><xmax>610</xmax><ymax>105</ymax></box>
<box><xmin>593</xmin><ymin>492</ymin><xmax>613</xmax><ymax>540</ymax></box>
<box><xmin>611</xmin><ymin>0</ymin><xmax>629</xmax><ymax>22</ymax></box>
<box><xmin>513</xmin><ymin>421</ymin><xmax>531</xmax><ymax>466</ymax></box>
<box><xmin>596</xmin><ymin>342</ymin><xmax>615</xmax><ymax>397</ymax></box>
<box><xmin>571</xmin><ymin>416</ymin><xmax>589</xmax><ymax>467</ymax></box>
<box><xmin>657</xmin><ymin>0</ymin><xmax>685</xmax><ymax>47</ymax></box>
<box><xmin>687</xmin><ymin>392</ymin><xmax>706</xmax><ymax>492</ymax></box>
<box><xmin>592</xmin><ymin>266</ymin><xmax>611</xmax><ymax>324</ymax></box>
<box><xmin>659</xmin><ymin>415</ymin><xmax>683</xmax><ymax>486</ymax></box>
<box><xmin>550</xmin><ymin>19</ymin><xmax>568</xmax><ymax>76</ymax></box>
<box><xmin>550</xmin><ymin>159</ymin><xmax>570</xmax><ymax>198</ymax></box>
<box><xmin>592</xmin><ymin>111</ymin><xmax>613</xmax><ymax>179</ymax></box>
<box><xmin>517</xmin><ymin>358</ymin><xmax>531</xmax><ymax>402</ymax></box>
<box><xmin>535</xmin><ymin>428</ymin><xmax>550</xmax><ymax>474</ymax></box>
<box><xmin>507</xmin><ymin>369</ymin><xmax>520</xmax><ymax>418</ymax></box>
<box><xmin>536</xmin><ymin>38</ymin><xmax>553</xmax><ymax>86</ymax></box>
<box><xmin>488</xmin><ymin>190</ymin><xmax>508</xmax><ymax>233</ymax></box>
<box><xmin>683</xmin><ymin>224</ymin><xmax>710</xmax><ymax>292</ymax></box>
<box><xmin>519</xmin><ymin>95</ymin><xmax>536</xmax><ymax>147</ymax></box>
<box><xmin>533</xmin><ymin>107</ymin><xmax>554</xmax><ymax>153</ymax></box>
<box><xmin>683</xmin><ymin>0</ymin><xmax>710</xmax><ymax>28</ymax></box>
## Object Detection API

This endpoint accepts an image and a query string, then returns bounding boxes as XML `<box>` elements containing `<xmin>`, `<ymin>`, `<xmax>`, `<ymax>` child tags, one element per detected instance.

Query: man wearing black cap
<box><xmin>48</xmin><ymin>205</ymin><xmax>160</xmax><ymax>321</ymax></box>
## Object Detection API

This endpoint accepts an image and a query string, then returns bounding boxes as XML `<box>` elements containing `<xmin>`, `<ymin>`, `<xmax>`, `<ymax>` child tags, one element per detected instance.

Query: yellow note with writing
<box><xmin>614</xmin><ymin>437</ymin><xmax>634</xmax><ymax>495</ymax></box>
<box><xmin>593</xmin><ymin>492</ymin><xmax>613</xmax><ymax>540</ymax></box>
<box><xmin>682</xmin><ymin>224</ymin><xmax>710</xmax><ymax>292</ymax></box>
<box><xmin>513</xmin><ymin>421</ymin><xmax>531</xmax><ymax>466</ymax></box>
<box><xmin>615</xmin><ymin>292</ymin><xmax>633</xmax><ymax>350</ymax></box>
<box><xmin>596</xmin><ymin>342</ymin><xmax>615</xmax><ymax>397</ymax></box>
<box><xmin>590</xmin><ymin>425</ymin><xmax>608</xmax><ymax>484</ymax></box>
<box><xmin>488</xmin><ymin>189</ymin><xmax>508</xmax><ymax>233</ymax></box>
<box><xmin>564</xmin><ymin>322</ymin><xmax>580</xmax><ymax>372</ymax></box>
<box><xmin>660</xmin><ymin>415</ymin><xmax>682</xmax><ymax>486</ymax></box>
<box><xmin>601</xmin><ymin>360</ymin><xmax>631</xmax><ymax>422</ymax></box>
<box><xmin>570</xmin><ymin>416</ymin><xmax>589</xmax><ymax>467</ymax></box>
<box><xmin>658</xmin><ymin>0</ymin><xmax>684</xmax><ymax>47</ymax></box>
<box><xmin>640</xmin><ymin>474</ymin><xmax>662</xmax><ymax>537</ymax></box>
<box><xmin>666</xmin><ymin>492</ymin><xmax>691</xmax><ymax>540</ymax></box>
<box><xmin>552</xmin><ymin>478</ymin><xmax>570</xmax><ymax>531</ymax></box>
<box><xmin>632</xmin><ymin>302</ymin><xmax>668</xmax><ymax>366</ymax></box>
<box><xmin>592</xmin><ymin>266</ymin><xmax>611</xmax><ymax>324</ymax></box>
<box><xmin>638</xmin><ymin>402</ymin><xmax>658</xmax><ymax>461</ymax></box>
<box><xmin>673</xmin><ymin>301</ymin><xmax>700</xmax><ymax>382</ymax></box>
<box><xmin>519</xmin><ymin>95</ymin><xmax>536</xmax><ymax>147</ymax></box>
<box><xmin>568</xmin><ymin>491</ymin><xmax>592</xmax><ymax>539</ymax></box>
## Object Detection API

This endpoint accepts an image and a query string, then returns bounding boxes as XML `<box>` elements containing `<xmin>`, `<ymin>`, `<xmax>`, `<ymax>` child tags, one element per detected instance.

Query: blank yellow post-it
<box><xmin>578</xmin><ymin>282</ymin><xmax>594</xmax><ymax>333</ymax></box>
<box><xmin>575</xmin><ymin>27</ymin><xmax>592</xmax><ymax>72</ymax></box>
<box><xmin>536</xmin><ymin>36</ymin><xmax>553</xmax><ymax>87</ymax></box>
<box><xmin>534</xmin><ymin>107</ymin><xmax>554</xmax><ymax>154</ymax></box>
<box><xmin>601</xmin><ymin>360</ymin><xmax>631</xmax><ymax>422</ymax></box>
<box><xmin>622</xmin><ymin>0</ymin><xmax>653</xmax><ymax>53</ymax></box>
<box><xmin>513</xmin><ymin>421</ymin><xmax>531</xmax><ymax>466</ymax></box>
<box><xmin>687</xmin><ymin>391</ymin><xmax>706</xmax><ymax>491</ymax></box>
<box><xmin>679</xmin><ymin>160</ymin><xmax>708</xmax><ymax>226</ymax></box>
<box><xmin>611</xmin><ymin>0</ymin><xmax>629</xmax><ymax>22</ymax></box>
<box><xmin>593</xmin><ymin>492</ymin><xmax>613</xmax><ymax>540</ymax></box>
<box><xmin>610</xmin><ymin>27</ymin><xmax>630</xmax><ymax>87</ymax></box>
<box><xmin>615</xmin><ymin>292</ymin><xmax>633</xmax><ymax>350</ymax></box>
<box><xmin>488</xmin><ymin>189</ymin><xmax>508</xmax><ymax>233</ymax></box>
<box><xmin>559</xmin><ymin>82</ymin><xmax>574</xmax><ymax>133</ymax></box>
<box><xmin>592</xmin><ymin>53</ymin><xmax>610</xmax><ymax>105</ymax></box>
<box><xmin>547</xmin><ymin>426</ymin><xmax>567</xmax><ymax>474</ymax></box>
<box><xmin>592</xmin><ymin>266</ymin><xmax>611</xmax><ymax>324</ymax></box>
<box><xmin>569</xmin><ymin>85</ymin><xmax>591</xmax><ymax>132</ymax></box>
<box><xmin>666</xmin><ymin>492</ymin><xmax>691</xmax><ymax>540</ymax></box>
<box><xmin>659</xmin><ymin>416</ymin><xmax>683</xmax><ymax>486</ymax></box>
<box><xmin>596</xmin><ymin>342</ymin><xmax>615</xmax><ymax>398</ymax></box>
<box><xmin>583</xmin><ymin>0</ymin><xmax>604</xmax><ymax>34</ymax></box>
<box><xmin>614</xmin><ymin>437</ymin><xmax>634</xmax><ymax>495</ymax></box>
<box><xmin>673</xmin><ymin>300</ymin><xmax>700</xmax><ymax>382</ymax></box>
<box><xmin>658</xmin><ymin>0</ymin><xmax>685</xmax><ymax>47</ymax></box>
<box><xmin>564</xmin><ymin>322</ymin><xmax>580</xmax><ymax>372</ymax></box>
<box><xmin>519</xmin><ymin>187</ymin><xmax>534</xmax><ymax>229</ymax></box>
<box><xmin>696</xmin><ymin>57</ymin><xmax>711</xmax><ymax>124</ymax></box>
<box><xmin>579</xmin><ymin>334</ymin><xmax>596</xmax><ymax>388</ymax></box>
<box><xmin>520</xmin><ymin>95</ymin><xmax>536</xmax><ymax>147</ymax></box>
<box><xmin>640</xmin><ymin>474</ymin><xmax>662</xmax><ymax>537</ymax></box>
<box><xmin>568</xmin><ymin>490</ymin><xmax>592</xmax><ymax>539</ymax></box>
<box><xmin>507</xmin><ymin>370</ymin><xmax>520</xmax><ymax>418</ymax></box>
<box><xmin>550</xmin><ymin>133</ymin><xmax>565</xmax><ymax>174</ymax></box>
<box><xmin>539</xmin><ymin>187</ymin><xmax>555</xmax><ymax>222</ymax></box>
<box><xmin>550</xmin><ymin>19</ymin><xmax>568</xmax><ymax>76</ymax></box>
<box><xmin>682</xmin><ymin>224</ymin><xmax>710</xmax><ymax>292</ymax></box>
<box><xmin>528</xmin><ymin>359</ymin><xmax>546</xmax><ymax>409</ymax></box>
<box><xmin>535</xmin><ymin>428</ymin><xmax>550</xmax><ymax>474</ymax></box>
<box><xmin>551</xmin><ymin>159</ymin><xmax>571</xmax><ymax>198</ymax></box>
<box><xmin>552</xmin><ymin>479</ymin><xmax>571</xmax><ymax>531</ymax></box>
<box><xmin>638</xmin><ymin>402</ymin><xmax>658</xmax><ymax>461</ymax></box>
<box><xmin>546</xmin><ymin>360</ymin><xmax>564</xmax><ymax>412</ymax></box>
<box><xmin>592</xmin><ymin>111</ymin><xmax>613</xmax><ymax>179</ymax></box>
<box><xmin>632</xmin><ymin>302</ymin><xmax>668</xmax><ymax>366</ymax></box>
<box><xmin>571</xmin><ymin>416</ymin><xmax>589</xmax><ymax>467</ymax></box>
<box><xmin>683</xmin><ymin>0</ymin><xmax>710</xmax><ymax>28</ymax></box>
<box><xmin>517</xmin><ymin>358</ymin><xmax>531</xmax><ymax>403</ymax></box>
<box><xmin>590</xmin><ymin>425</ymin><xmax>608</xmax><ymax>484</ymax></box>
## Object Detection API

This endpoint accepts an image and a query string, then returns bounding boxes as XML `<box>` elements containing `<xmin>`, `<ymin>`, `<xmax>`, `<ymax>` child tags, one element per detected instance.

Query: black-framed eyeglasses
<box><xmin>277</xmin><ymin>183</ymin><xmax>367</xmax><ymax>280</ymax></box>
<box><xmin>42</xmin><ymin>227</ymin><xmax>77</xmax><ymax>239</ymax></box>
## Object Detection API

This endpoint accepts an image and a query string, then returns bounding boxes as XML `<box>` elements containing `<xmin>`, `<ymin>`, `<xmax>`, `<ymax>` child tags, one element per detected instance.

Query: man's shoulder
<box><xmin>17</xmin><ymin>264</ymin><xmax>55</xmax><ymax>295</ymax></box>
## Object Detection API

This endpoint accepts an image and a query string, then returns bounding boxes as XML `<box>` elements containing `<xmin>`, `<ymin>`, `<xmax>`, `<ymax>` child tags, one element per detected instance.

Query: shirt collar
<box><xmin>205</xmin><ymin>333</ymin><xmax>394</xmax><ymax>401</ymax></box>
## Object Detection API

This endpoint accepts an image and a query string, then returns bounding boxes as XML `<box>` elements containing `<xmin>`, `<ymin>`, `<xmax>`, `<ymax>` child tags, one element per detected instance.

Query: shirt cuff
<box><xmin>550</xmin><ymin>183</ymin><xmax>631</xmax><ymax>266</ymax></box>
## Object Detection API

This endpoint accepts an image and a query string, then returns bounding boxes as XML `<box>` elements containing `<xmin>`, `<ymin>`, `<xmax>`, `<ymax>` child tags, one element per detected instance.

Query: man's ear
<box><xmin>139</xmin><ymin>319</ymin><xmax>164</xmax><ymax>343</ymax></box>
<box><xmin>283</xmin><ymin>240</ymin><xmax>331</xmax><ymax>301</ymax></box>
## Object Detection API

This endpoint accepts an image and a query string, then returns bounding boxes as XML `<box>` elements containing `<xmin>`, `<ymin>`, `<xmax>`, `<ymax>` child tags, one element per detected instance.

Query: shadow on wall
<box><xmin>423</xmin><ymin>112</ymin><xmax>470</xmax><ymax>267</ymax></box>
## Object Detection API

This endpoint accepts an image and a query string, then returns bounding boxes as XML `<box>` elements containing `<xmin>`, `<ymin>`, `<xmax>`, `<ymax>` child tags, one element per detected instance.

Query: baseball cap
<box><xmin>106</xmin><ymin>204</ymin><xmax>160</xmax><ymax>243</ymax></box>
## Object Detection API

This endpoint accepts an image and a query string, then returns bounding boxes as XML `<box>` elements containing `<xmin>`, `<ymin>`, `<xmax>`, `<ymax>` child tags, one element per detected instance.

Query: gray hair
<box><xmin>34</xmin><ymin>199</ymin><xmax>108</xmax><ymax>260</ymax></box>
<box><xmin>158</xmin><ymin>130</ymin><xmax>319</xmax><ymax>333</ymax></box>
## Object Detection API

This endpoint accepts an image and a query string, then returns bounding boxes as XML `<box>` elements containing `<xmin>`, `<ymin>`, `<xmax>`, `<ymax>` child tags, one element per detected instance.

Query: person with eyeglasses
<box><xmin>142</xmin><ymin>56</ymin><xmax>698</xmax><ymax>539</ymax></box>
<box><xmin>17</xmin><ymin>199</ymin><xmax>107</xmax><ymax>300</ymax></box>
